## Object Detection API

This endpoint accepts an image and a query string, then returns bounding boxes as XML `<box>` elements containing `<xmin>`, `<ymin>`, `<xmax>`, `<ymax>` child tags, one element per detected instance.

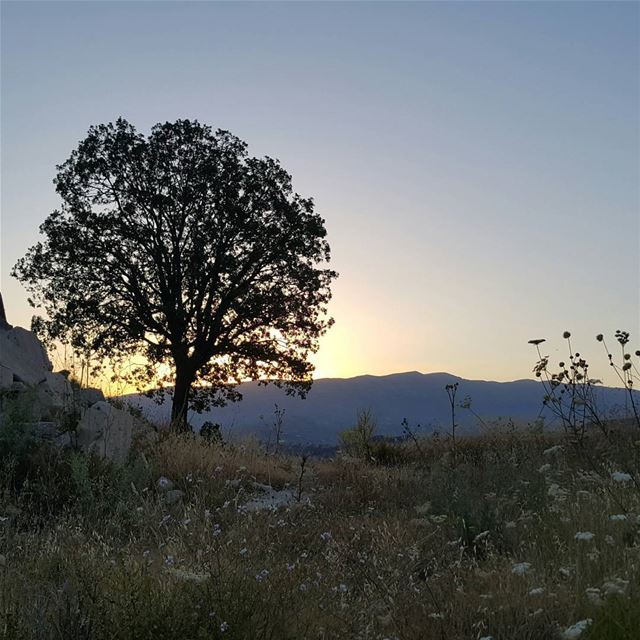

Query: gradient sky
<box><xmin>1</xmin><ymin>1</ymin><xmax>639</xmax><ymax>385</ymax></box>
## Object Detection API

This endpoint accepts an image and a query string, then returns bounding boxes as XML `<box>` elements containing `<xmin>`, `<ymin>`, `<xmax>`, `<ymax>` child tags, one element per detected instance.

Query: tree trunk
<box><xmin>171</xmin><ymin>366</ymin><xmax>193</xmax><ymax>431</ymax></box>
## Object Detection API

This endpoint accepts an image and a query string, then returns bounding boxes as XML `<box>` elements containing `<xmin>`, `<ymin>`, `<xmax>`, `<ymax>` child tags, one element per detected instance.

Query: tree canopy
<box><xmin>13</xmin><ymin>118</ymin><xmax>337</xmax><ymax>428</ymax></box>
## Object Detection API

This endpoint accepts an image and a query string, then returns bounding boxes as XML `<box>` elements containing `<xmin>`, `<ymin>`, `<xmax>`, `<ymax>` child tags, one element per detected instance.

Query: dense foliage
<box><xmin>13</xmin><ymin>119</ymin><xmax>336</xmax><ymax>427</ymax></box>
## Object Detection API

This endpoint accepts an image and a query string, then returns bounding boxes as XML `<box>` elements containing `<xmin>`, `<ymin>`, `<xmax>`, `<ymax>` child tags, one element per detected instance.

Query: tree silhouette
<box><xmin>13</xmin><ymin>118</ymin><xmax>337</xmax><ymax>429</ymax></box>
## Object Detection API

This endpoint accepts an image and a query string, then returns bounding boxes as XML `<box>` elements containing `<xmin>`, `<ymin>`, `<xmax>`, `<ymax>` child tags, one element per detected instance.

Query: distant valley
<box><xmin>122</xmin><ymin>371</ymin><xmax>638</xmax><ymax>445</ymax></box>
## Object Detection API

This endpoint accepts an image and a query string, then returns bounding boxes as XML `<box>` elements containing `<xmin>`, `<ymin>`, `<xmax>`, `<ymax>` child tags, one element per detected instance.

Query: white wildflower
<box><xmin>609</xmin><ymin>514</ymin><xmax>627</xmax><ymax>522</ymax></box>
<box><xmin>166</xmin><ymin>568</ymin><xmax>210</xmax><ymax>583</ymax></box>
<box><xmin>255</xmin><ymin>569</ymin><xmax>269</xmax><ymax>582</ymax></box>
<box><xmin>585</xmin><ymin>588</ymin><xmax>603</xmax><ymax>606</ymax></box>
<box><xmin>543</xmin><ymin>445</ymin><xmax>563</xmax><ymax>456</ymax></box>
<box><xmin>157</xmin><ymin>476</ymin><xmax>173</xmax><ymax>490</ymax></box>
<box><xmin>512</xmin><ymin>562</ymin><xmax>531</xmax><ymax>575</ymax></box>
<box><xmin>529</xmin><ymin>587</ymin><xmax>545</xmax><ymax>595</ymax></box>
<box><xmin>611</xmin><ymin>471</ymin><xmax>632</xmax><ymax>483</ymax></box>
<box><xmin>473</xmin><ymin>530</ymin><xmax>491</xmax><ymax>544</ymax></box>
<box><xmin>219</xmin><ymin>621</ymin><xmax>229</xmax><ymax>632</ymax></box>
<box><xmin>602</xmin><ymin>578</ymin><xmax>629</xmax><ymax>595</ymax></box>
<box><xmin>574</xmin><ymin>531</ymin><xmax>595</xmax><ymax>542</ymax></box>
<box><xmin>562</xmin><ymin>618</ymin><xmax>592</xmax><ymax>639</ymax></box>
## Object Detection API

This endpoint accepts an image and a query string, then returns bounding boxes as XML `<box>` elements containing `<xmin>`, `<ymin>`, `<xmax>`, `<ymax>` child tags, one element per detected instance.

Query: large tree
<box><xmin>13</xmin><ymin>118</ymin><xmax>337</xmax><ymax>428</ymax></box>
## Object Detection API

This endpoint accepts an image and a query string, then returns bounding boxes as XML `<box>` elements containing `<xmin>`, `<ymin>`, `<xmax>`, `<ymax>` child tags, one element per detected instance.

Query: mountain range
<box><xmin>122</xmin><ymin>371</ymin><xmax>639</xmax><ymax>445</ymax></box>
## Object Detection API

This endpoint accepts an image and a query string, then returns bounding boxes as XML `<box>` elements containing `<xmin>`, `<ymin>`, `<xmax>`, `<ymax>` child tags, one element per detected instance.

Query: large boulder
<box><xmin>28</xmin><ymin>421</ymin><xmax>73</xmax><ymax>448</ymax></box>
<box><xmin>35</xmin><ymin>372</ymin><xmax>75</xmax><ymax>421</ymax></box>
<box><xmin>76</xmin><ymin>401</ymin><xmax>134</xmax><ymax>464</ymax></box>
<box><xmin>0</xmin><ymin>326</ymin><xmax>52</xmax><ymax>386</ymax></box>
<box><xmin>0</xmin><ymin>365</ymin><xmax>12</xmax><ymax>390</ymax></box>
<box><xmin>0</xmin><ymin>308</ymin><xmax>155</xmax><ymax>463</ymax></box>
<box><xmin>74</xmin><ymin>387</ymin><xmax>106</xmax><ymax>410</ymax></box>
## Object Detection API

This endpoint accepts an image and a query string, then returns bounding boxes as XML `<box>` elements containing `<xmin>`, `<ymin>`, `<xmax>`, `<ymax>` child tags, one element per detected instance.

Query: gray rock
<box><xmin>0</xmin><ymin>314</ymin><xmax>146</xmax><ymax>464</ymax></box>
<box><xmin>35</xmin><ymin>372</ymin><xmax>74</xmax><ymax>420</ymax></box>
<box><xmin>165</xmin><ymin>489</ymin><xmax>184</xmax><ymax>505</ymax></box>
<box><xmin>0</xmin><ymin>364</ymin><xmax>13</xmax><ymax>390</ymax></box>
<box><xmin>241</xmin><ymin>486</ymin><xmax>306</xmax><ymax>512</ymax></box>
<box><xmin>74</xmin><ymin>387</ymin><xmax>106</xmax><ymax>409</ymax></box>
<box><xmin>25</xmin><ymin>421</ymin><xmax>74</xmax><ymax>448</ymax></box>
<box><xmin>0</xmin><ymin>326</ymin><xmax>52</xmax><ymax>385</ymax></box>
<box><xmin>76</xmin><ymin>401</ymin><xmax>134</xmax><ymax>463</ymax></box>
<box><xmin>28</xmin><ymin>421</ymin><xmax>59</xmax><ymax>440</ymax></box>
<box><xmin>0</xmin><ymin>292</ymin><xmax>10</xmax><ymax>330</ymax></box>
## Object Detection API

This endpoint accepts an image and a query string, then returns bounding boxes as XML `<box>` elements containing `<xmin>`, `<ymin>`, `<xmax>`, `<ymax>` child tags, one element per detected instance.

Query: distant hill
<box><xmin>121</xmin><ymin>371</ymin><xmax>639</xmax><ymax>445</ymax></box>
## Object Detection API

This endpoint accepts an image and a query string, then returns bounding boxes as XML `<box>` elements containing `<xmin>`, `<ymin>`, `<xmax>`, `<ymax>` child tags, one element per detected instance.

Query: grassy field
<box><xmin>1</xmin><ymin>420</ymin><xmax>639</xmax><ymax>640</ymax></box>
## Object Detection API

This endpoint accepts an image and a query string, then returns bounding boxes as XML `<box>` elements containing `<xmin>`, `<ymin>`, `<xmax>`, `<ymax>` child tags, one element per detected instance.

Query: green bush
<box><xmin>339</xmin><ymin>409</ymin><xmax>376</xmax><ymax>459</ymax></box>
<box><xmin>0</xmin><ymin>390</ymin><xmax>40</xmax><ymax>490</ymax></box>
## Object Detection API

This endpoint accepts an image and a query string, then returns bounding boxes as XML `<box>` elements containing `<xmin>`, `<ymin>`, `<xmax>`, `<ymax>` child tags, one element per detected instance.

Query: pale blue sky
<box><xmin>2</xmin><ymin>1</ymin><xmax>639</xmax><ymax>383</ymax></box>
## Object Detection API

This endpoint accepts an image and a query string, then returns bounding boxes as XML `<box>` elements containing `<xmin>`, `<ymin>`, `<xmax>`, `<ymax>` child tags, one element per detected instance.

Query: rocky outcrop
<box><xmin>0</xmin><ymin>319</ymin><xmax>76</xmax><ymax>422</ymax></box>
<box><xmin>0</xmin><ymin>293</ymin><xmax>10</xmax><ymax>331</ymax></box>
<box><xmin>75</xmin><ymin>387</ymin><xmax>106</xmax><ymax>409</ymax></box>
<box><xmin>0</xmin><ymin>304</ymin><xmax>155</xmax><ymax>462</ymax></box>
<box><xmin>0</xmin><ymin>325</ymin><xmax>53</xmax><ymax>387</ymax></box>
<box><xmin>36</xmin><ymin>371</ymin><xmax>75</xmax><ymax>421</ymax></box>
<box><xmin>76</xmin><ymin>401</ymin><xmax>134</xmax><ymax>464</ymax></box>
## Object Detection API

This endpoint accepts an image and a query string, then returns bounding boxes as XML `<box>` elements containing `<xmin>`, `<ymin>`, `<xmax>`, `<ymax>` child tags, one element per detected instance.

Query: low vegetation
<box><xmin>1</xmin><ymin>331</ymin><xmax>639</xmax><ymax>639</ymax></box>
<box><xmin>1</xmin><ymin>419</ymin><xmax>639</xmax><ymax>639</ymax></box>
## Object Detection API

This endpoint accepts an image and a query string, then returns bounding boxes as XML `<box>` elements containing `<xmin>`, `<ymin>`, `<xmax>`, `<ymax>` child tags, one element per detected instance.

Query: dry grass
<box><xmin>1</xmin><ymin>425</ymin><xmax>640</xmax><ymax>639</ymax></box>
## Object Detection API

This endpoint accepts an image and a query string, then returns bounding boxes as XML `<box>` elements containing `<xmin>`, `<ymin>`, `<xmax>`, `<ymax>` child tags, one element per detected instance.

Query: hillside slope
<box><xmin>122</xmin><ymin>371</ymin><xmax>638</xmax><ymax>444</ymax></box>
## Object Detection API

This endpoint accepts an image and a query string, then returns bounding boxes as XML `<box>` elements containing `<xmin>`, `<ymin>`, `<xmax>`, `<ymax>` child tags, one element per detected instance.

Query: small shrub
<box><xmin>0</xmin><ymin>390</ymin><xmax>40</xmax><ymax>490</ymax></box>
<box><xmin>339</xmin><ymin>409</ymin><xmax>377</xmax><ymax>459</ymax></box>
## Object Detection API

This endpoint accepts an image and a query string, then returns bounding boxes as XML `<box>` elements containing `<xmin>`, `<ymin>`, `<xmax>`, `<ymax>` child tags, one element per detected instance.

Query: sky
<box><xmin>1</xmin><ymin>1</ymin><xmax>639</xmax><ymax>385</ymax></box>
